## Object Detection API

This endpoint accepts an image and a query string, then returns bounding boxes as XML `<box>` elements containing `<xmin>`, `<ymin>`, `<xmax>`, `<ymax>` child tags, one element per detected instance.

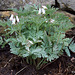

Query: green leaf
<box><xmin>23</xmin><ymin>53</ymin><xmax>29</xmax><ymax>57</ymax></box>
<box><xmin>9</xmin><ymin>43</ymin><xmax>20</xmax><ymax>55</ymax></box>
<box><xmin>69</xmin><ymin>42</ymin><xmax>75</xmax><ymax>53</ymax></box>
<box><xmin>0</xmin><ymin>37</ymin><xmax>3</xmax><ymax>45</ymax></box>
<box><xmin>17</xmin><ymin>35</ymin><xmax>26</xmax><ymax>45</ymax></box>
<box><xmin>65</xmin><ymin>47</ymin><xmax>71</xmax><ymax>57</ymax></box>
<box><xmin>36</xmin><ymin>31</ymin><xmax>44</xmax><ymax>39</ymax></box>
<box><xmin>31</xmin><ymin>47</ymin><xmax>42</xmax><ymax>54</ymax></box>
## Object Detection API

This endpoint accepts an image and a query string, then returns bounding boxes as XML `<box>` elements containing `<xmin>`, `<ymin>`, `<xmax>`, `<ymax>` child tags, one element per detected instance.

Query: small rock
<box><xmin>0</xmin><ymin>0</ymin><xmax>26</xmax><ymax>10</ymax></box>
<box><xmin>71</xmin><ymin>57</ymin><xmax>75</xmax><ymax>62</ymax></box>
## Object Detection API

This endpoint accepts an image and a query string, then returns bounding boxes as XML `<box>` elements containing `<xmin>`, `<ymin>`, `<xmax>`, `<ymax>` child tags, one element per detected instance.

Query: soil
<box><xmin>0</xmin><ymin>29</ymin><xmax>75</xmax><ymax>75</ymax></box>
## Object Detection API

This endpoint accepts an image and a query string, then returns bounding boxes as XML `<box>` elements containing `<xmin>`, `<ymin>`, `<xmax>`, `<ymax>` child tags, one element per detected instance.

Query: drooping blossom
<box><xmin>12</xmin><ymin>18</ymin><xmax>16</xmax><ymax>25</ymax></box>
<box><xmin>41</xmin><ymin>8</ymin><xmax>45</xmax><ymax>14</ymax></box>
<box><xmin>9</xmin><ymin>14</ymin><xmax>20</xmax><ymax>25</ymax></box>
<box><xmin>38</xmin><ymin>8</ymin><xmax>42</xmax><ymax>14</ymax></box>
<box><xmin>42</xmin><ymin>5</ymin><xmax>48</xmax><ymax>9</ymax></box>
<box><xmin>38</xmin><ymin>8</ymin><xmax>46</xmax><ymax>14</ymax></box>
<box><xmin>16</xmin><ymin>16</ymin><xmax>20</xmax><ymax>22</ymax></box>
<box><xmin>9</xmin><ymin>14</ymin><xmax>14</xmax><ymax>21</ymax></box>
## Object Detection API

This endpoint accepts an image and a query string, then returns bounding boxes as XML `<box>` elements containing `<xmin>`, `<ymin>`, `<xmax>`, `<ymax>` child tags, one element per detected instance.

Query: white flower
<box><xmin>12</xmin><ymin>18</ymin><xmax>16</xmax><ymax>25</ymax></box>
<box><xmin>26</xmin><ymin>40</ymin><xmax>33</xmax><ymax>47</ymax></box>
<box><xmin>9</xmin><ymin>14</ymin><xmax>20</xmax><ymax>25</ymax></box>
<box><xmin>28</xmin><ymin>40</ymin><xmax>33</xmax><ymax>44</ymax></box>
<box><xmin>16</xmin><ymin>16</ymin><xmax>19</xmax><ymax>22</ymax></box>
<box><xmin>50</xmin><ymin>19</ymin><xmax>55</xmax><ymax>23</ymax></box>
<box><xmin>9</xmin><ymin>14</ymin><xmax>14</xmax><ymax>21</ymax></box>
<box><xmin>42</xmin><ymin>8</ymin><xmax>45</xmax><ymax>14</ymax></box>
<box><xmin>38</xmin><ymin>8</ymin><xmax>42</xmax><ymax>14</ymax></box>
<box><xmin>25</xmin><ymin>40</ymin><xmax>33</xmax><ymax>52</ymax></box>
<box><xmin>42</xmin><ymin>5</ymin><xmax>48</xmax><ymax>9</ymax></box>
<box><xmin>38</xmin><ymin>8</ymin><xmax>46</xmax><ymax>15</ymax></box>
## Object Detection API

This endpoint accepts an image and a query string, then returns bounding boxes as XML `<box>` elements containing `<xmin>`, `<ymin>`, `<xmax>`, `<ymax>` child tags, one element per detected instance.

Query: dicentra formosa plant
<box><xmin>0</xmin><ymin>4</ymin><xmax>75</xmax><ymax>69</ymax></box>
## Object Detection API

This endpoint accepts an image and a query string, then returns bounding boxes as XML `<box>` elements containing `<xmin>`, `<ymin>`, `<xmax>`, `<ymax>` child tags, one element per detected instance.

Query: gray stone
<box><xmin>57</xmin><ymin>0</ymin><xmax>75</xmax><ymax>11</ymax></box>
<box><xmin>32</xmin><ymin>0</ymin><xmax>55</xmax><ymax>5</ymax></box>
<box><xmin>0</xmin><ymin>0</ymin><xmax>55</xmax><ymax>10</ymax></box>
<box><xmin>0</xmin><ymin>0</ymin><xmax>26</xmax><ymax>10</ymax></box>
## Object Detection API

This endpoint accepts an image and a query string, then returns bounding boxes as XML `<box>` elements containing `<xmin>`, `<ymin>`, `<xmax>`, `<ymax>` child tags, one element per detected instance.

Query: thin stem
<box><xmin>30</xmin><ymin>57</ymin><xmax>32</xmax><ymax>65</ymax></box>
<box><xmin>33</xmin><ymin>59</ymin><xmax>36</xmax><ymax>66</ymax></box>
<box><xmin>36</xmin><ymin>58</ymin><xmax>45</xmax><ymax>69</ymax></box>
<box><xmin>26</xmin><ymin>57</ymin><xmax>29</xmax><ymax>64</ymax></box>
<box><xmin>15</xmin><ymin>66</ymin><xmax>28</xmax><ymax>75</ymax></box>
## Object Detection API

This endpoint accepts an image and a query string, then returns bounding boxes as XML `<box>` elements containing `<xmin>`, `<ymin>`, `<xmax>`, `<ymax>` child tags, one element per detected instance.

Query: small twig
<box><xmin>59</xmin><ymin>62</ymin><xmax>62</xmax><ymax>73</ymax></box>
<box><xmin>64</xmin><ymin>64</ymin><xmax>74</xmax><ymax>73</ymax></box>
<box><xmin>4</xmin><ymin>58</ymin><xmax>13</xmax><ymax>68</ymax></box>
<box><xmin>3</xmin><ymin>56</ymin><xmax>16</xmax><ymax>68</ymax></box>
<box><xmin>15</xmin><ymin>66</ymin><xmax>28</xmax><ymax>75</ymax></box>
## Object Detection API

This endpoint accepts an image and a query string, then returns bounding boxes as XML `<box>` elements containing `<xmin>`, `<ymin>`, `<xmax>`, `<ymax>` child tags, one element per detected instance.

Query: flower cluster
<box><xmin>9</xmin><ymin>14</ymin><xmax>19</xmax><ymax>25</ymax></box>
<box><xmin>38</xmin><ymin>5</ymin><xmax>47</xmax><ymax>15</ymax></box>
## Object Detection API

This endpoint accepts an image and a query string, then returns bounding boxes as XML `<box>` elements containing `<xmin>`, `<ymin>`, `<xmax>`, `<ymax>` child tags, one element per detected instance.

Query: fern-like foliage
<box><xmin>0</xmin><ymin>4</ymin><xmax>75</xmax><ymax>69</ymax></box>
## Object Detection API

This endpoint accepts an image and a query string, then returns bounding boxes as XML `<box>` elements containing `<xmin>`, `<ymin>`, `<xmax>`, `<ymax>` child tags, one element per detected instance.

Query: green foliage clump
<box><xmin>0</xmin><ymin>4</ymin><xmax>75</xmax><ymax>69</ymax></box>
